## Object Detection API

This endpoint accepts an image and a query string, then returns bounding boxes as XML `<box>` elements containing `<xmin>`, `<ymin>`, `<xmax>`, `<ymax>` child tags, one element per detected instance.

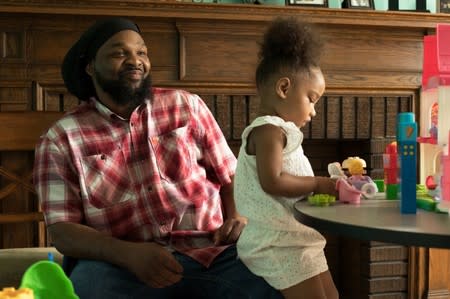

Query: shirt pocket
<box><xmin>79</xmin><ymin>149</ymin><xmax>135</xmax><ymax>209</ymax></box>
<box><xmin>149</xmin><ymin>127</ymin><xmax>193</xmax><ymax>183</ymax></box>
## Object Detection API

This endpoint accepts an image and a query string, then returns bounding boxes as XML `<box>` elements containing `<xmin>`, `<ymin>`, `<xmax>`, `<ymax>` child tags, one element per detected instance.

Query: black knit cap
<box><xmin>61</xmin><ymin>17</ymin><xmax>141</xmax><ymax>101</ymax></box>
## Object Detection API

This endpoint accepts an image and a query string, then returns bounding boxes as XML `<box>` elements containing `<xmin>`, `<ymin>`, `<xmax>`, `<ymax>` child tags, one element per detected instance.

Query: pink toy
<box><xmin>336</xmin><ymin>178</ymin><xmax>362</xmax><ymax>204</ymax></box>
<box><xmin>426</xmin><ymin>175</ymin><xmax>438</xmax><ymax>190</ymax></box>
<box><xmin>419</xmin><ymin>23</ymin><xmax>450</xmax><ymax>214</ymax></box>
<box><xmin>441</xmin><ymin>132</ymin><xmax>450</xmax><ymax>204</ymax></box>
<box><xmin>329</xmin><ymin>157</ymin><xmax>378</xmax><ymax>204</ymax></box>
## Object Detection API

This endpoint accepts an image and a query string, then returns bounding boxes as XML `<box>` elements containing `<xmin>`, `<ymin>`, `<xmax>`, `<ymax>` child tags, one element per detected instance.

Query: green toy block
<box><xmin>416</xmin><ymin>197</ymin><xmax>436</xmax><ymax>211</ymax></box>
<box><xmin>373</xmin><ymin>179</ymin><xmax>385</xmax><ymax>192</ymax></box>
<box><xmin>385</xmin><ymin>184</ymin><xmax>398</xmax><ymax>200</ymax></box>
<box><xmin>307</xmin><ymin>194</ymin><xmax>336</xmax><ymax>206</ymax></box>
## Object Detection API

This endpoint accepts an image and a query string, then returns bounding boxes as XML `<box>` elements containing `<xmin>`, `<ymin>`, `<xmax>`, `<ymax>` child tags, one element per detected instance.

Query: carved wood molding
<box><xmin>31</xmin><ymin>81</ymin><xmax>420</xmax><ymax>99</ymax></box>
<box><xmin>0</xmin><ymin>167</ymin><xmax>34</xmax><ymax>197</ymax></box>
<box><xmin>0</xmin><ymin>2</ymin><xmax>438</xmax><ymax>92</ymax></box>
<box><xmin>0</xmin><ymin>212</ymin><xmax>44</xmax><ymax>224</ymax></box>
<box><xmin>0</xmin><ymin>30</ymin><xmax>26</xmax><ymax>63</ymax></box>
<box><xmin>1</xmin><ymin>0</ymin><xmax>450</xmax><ymax>29</ymax></box>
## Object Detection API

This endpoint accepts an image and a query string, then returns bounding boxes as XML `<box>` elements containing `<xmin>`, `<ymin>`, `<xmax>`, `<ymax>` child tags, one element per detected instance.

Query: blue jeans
<box><xmin>70</xmin><ymin>245</ymin><xmax>283</xmax><ymax>299</ymax></box>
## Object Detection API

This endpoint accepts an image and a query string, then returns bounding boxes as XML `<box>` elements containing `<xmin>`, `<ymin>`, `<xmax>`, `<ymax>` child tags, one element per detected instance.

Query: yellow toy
<box><xmin>343</xmin><ymin>157</ymin><xmax>366</xmax><ymax>176</ymax></box>
<box><xmin>0</xmin><ymin>287</ymin><xmax>34</xmax><ymax>299</ymax></box>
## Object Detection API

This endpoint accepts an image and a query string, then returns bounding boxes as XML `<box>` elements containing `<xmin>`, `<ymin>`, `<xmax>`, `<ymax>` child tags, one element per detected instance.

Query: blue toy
<box><xmin>397</xmin><ymin>112</ymin><xmax>417</xmax><ymax>214</ymax></box>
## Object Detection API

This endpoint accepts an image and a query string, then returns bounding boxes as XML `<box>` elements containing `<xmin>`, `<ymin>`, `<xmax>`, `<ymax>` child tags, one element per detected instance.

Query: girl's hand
<box><xmin>314</xmin><ymin>176</ymin><xmax>338</xmax><ymax>197</ymax></box>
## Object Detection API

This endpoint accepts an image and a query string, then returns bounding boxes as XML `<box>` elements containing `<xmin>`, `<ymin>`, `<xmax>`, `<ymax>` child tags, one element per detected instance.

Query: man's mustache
<box><xmin>119</xmin><ymin>67</ymin><xmax>144</xmax><ymax>75</ymax></box>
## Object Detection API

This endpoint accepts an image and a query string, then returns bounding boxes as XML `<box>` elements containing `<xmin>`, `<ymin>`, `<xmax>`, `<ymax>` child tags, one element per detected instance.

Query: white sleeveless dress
<box><xmin>235</xmin><ymin>116</ymin><xmax>328</xmax><ymax>290</ymax></box>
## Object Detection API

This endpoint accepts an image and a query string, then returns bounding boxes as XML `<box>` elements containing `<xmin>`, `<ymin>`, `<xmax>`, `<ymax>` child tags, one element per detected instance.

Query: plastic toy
<box><xmin>336</xmin><ymin>178</ymin><xmax>363</xmax><ymax>204</ymax></box>
<box><xmin>416</xmin><ymin>184</ymin><xmax>438</xmax><ymax>211</ymax></box>
<box><xmin>418</xmin><ymin>23</ymin><xmax>450</xmax><ymax>214</ymax></box>
<box><xmin>328</xmin><ymin>162</ymin><xmax>346</xmax><ymax>180</ymax></box>
<box><xmin>383</xmin><ymin>141</ymin><xmax>398</xmax><ymax>199</ymax></box>
<box><xmin>344</xmin><ymin>157</ymin><xmax>378</xmax><ymax>198</ymax></box>
<box><xmin>307</xmin><ymin>194</ymin><xmax>336</xmax><ymax>206</ymax></box>
<box><xmin>328</xmin><ymin>157</ymin><xmax>378</xmax><ymax>204</ymax></box>
<box><xmin>397</xmin><ymin>112</ymin><xmax>417</xmax><ymax>214</ymax></box>
<box><xmin>0</xmin><ymin>287</ymin><xmax>33</xmax><ymax>298</ymax></box>
<box><xmin>19</xmin><ymin>260</ymin><xmax>79</xmax><ymax>299</ymax></box>
<box><xmin>441</xmin><ymin>136</ymin><xmax>450</xmax><ymax>209</ymax></box>
<box><xmin>373</xmin><ymin>179</ymin><xmax>385</xmax><ymax>193</ymax></box>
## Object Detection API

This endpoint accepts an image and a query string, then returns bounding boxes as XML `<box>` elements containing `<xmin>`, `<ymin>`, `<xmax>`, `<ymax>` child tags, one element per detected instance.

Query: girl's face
<box><xmin>276</xmin><ymin>67</ymin><xmax>325</xmax><ymax>128</ymax></box>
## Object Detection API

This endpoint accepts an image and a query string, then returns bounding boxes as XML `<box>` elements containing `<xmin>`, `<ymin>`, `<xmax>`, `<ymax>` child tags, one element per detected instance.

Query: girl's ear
<box><xmin>276</xmin><ymin>77</ymin><xmax>291</xmax><ymax>99</ymax></box>
<box><xmin>85</xmin><ymin>62</ymin><xmax>94</xmax><ymax>77</ymax></box>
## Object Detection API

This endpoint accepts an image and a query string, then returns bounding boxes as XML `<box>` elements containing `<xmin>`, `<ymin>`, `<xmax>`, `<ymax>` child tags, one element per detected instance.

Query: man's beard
<box><xmin>95</xmin><ymin>69</ymin><xmax>153</xmax><ymax>108</ymax></box>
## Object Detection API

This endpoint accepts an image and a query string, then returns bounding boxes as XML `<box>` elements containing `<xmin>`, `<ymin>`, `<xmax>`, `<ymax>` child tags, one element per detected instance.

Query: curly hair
<box><xmin>255</xmin><ymin>17</ymin><xmax>323</xmax><ymax>89</ymax></box>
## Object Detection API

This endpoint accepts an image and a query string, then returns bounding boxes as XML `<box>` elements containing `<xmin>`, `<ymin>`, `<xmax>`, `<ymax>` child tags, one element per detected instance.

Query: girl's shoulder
<box><xmin>251</xmin><ymin>115</ymin><xmax>286</xmax><ymax>126</ymax></box>
<box><xmin>241</xmin><ymin>116</ymin><xmax>303</xmax><ymax>153</ymax></box>
<box><xmin>241</xmin><ymin>116</ymin><xmax>279</xmax><ymax>140</ymax></box>
<box><xmin>243</xmin><ymin>116</ymin><xmax>299</xmax><ymax>136</ymax></box>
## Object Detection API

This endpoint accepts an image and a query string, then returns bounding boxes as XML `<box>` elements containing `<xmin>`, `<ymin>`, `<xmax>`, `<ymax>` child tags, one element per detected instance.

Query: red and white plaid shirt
<box><xmin>33</xmin><ymin>88</ymin><xmax>237</xmax><ymax>267</ymax></box>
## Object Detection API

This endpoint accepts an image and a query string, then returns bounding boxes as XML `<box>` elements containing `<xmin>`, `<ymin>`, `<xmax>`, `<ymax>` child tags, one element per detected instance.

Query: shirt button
<box><xmin>147</xmin><ymin>186</ymin><xmax>152</xmax><ymax>192</ymax></box>
<box><xmin>100</xmin><ymin>154</ymin><xmax>106</xmax><ymax>160</ymax></box>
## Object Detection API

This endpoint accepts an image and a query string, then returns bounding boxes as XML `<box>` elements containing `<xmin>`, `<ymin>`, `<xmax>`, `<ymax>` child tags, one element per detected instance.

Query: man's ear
<box><xmin>85</xmin><ymin>63</ymin><xmax>94</xmax><ymax>77</ymax></box>
<box><xmin>276</xmin><ymin>77</ymin><xmax>291</xmax><ymax>99</ymax></box>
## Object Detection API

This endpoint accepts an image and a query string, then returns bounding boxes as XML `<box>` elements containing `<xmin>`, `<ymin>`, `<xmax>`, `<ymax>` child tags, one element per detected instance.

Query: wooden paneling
<box><xmin>428</xmin><ymin>249</ymin><xmax>450</xmax><ymax>298</ymax></box>
<box><xmin>0</xmin><ymin>84</ymin><xmax>29</xmax><ymax>111</ymax></box>
<box><xmin>178</xmin><ymin>20</ymin><xmax>262</xmax><ymax>82</ymax></box>
<box><xmin>0</xmin><ymin>112</ymin><xmax>64</xmax><ymax>250</ymax></box>
<box><xmin>0</xmin><ymin>112</ymin><xmax>63</xmax><ymax>150</ymax></box>
<box><xmin>1</xmin><ymin>31</ymin><xmax>25</xmax><ymax>61</ymax></box>
<box><xmin>410</xmin><ymin>247</ymin><xmax>450</xmax><ymax>299</ymax></box>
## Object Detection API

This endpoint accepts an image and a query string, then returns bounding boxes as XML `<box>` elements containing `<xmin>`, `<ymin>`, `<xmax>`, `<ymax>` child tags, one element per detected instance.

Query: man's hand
<box><xmin>213</xmin><ymin>215</ymin><xmax>247</xmax><ymax>246</ymax></box>
<box><xmin>125</xmin><ymin>242</ymin><xmax>183</xmax><ymax>288</ymax></box>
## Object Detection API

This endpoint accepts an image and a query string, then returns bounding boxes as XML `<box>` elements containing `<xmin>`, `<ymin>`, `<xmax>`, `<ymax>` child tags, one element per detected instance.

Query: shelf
<box><xmin>1</xmin><ymin>0</ymin><xmax>450</xmax><ymax>29</ymax></box>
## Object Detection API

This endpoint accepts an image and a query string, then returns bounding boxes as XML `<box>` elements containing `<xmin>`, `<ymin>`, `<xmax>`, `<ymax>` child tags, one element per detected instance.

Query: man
<box><xmin>33</xmin><ymin>17</ymin><xmax>282</xmax><ymax>299</ymax></box>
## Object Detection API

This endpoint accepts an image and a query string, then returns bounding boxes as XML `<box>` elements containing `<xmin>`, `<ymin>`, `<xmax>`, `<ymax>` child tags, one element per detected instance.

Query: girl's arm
<box><xmin>250</xmin><ymin>124</ymin><xmax>337</xmax><ymax>198</ymax></box>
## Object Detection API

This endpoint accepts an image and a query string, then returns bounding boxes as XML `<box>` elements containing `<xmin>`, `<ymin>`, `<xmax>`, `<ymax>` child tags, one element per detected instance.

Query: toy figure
<box><xmin>328</xmin><ymin>157</ymin><xmax>378</xmax><ymax>204</ymax></box>
<box><xmin>344</xmin><ymin>157</ymin><xmax>378</xmax><ymax>198</ymax></box>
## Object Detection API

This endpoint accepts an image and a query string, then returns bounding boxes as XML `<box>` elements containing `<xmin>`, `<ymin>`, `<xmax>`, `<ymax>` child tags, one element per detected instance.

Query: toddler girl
<box><xmin>235</xmin><ymin>17</ymin><xmax>339</xmax><ymax>299</ymax></box>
